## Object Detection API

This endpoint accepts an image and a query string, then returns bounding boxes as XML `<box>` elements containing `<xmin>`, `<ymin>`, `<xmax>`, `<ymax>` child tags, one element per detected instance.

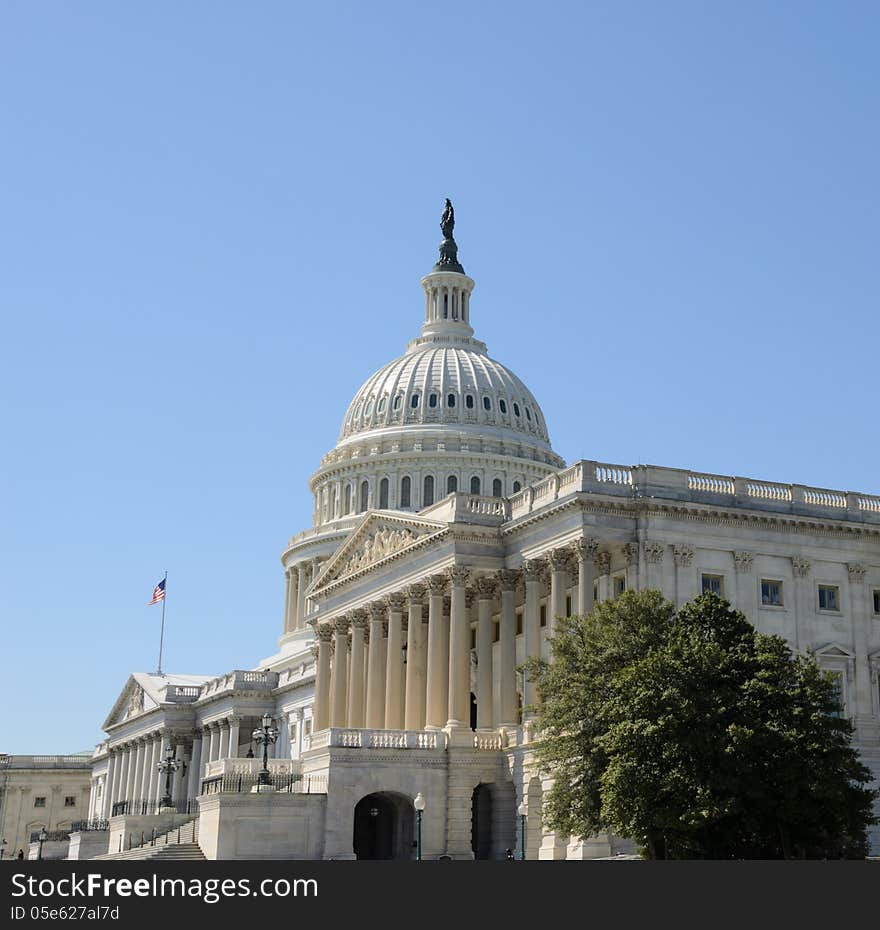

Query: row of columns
<box><xmin>310</xmin><ymin>540</ymin><xmax>606</xmax><ymax>734</ymax></box>
<box><xmin>283</xmin><ymin>557</ymin><xmax>322</xmax><ymax>635</ymax></box>
<box><xmin>102</xmin><ymin>729</ymin><xmax>190</xmax><ymax>815</ymax></box>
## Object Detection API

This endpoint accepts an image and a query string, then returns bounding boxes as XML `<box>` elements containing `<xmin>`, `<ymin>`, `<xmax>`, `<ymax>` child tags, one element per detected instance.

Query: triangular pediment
<box><xmin>813</xmin><ymin>642</ymin><xmax>855</xmax><ymax>660</ymax></box>
<box><xmin>102</xmin><ymin>675</ymin><xmax>157</xmax><ymax>730</ymax></box>
<box><xmin>311</xmin><ymin>510</ymin><xmax>448</xmax><ymax>592</ymax></box>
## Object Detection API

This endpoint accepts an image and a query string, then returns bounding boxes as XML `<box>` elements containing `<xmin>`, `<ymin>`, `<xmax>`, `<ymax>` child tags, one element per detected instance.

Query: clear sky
<box><xmin>1</xmin><ymin>2</ymin><xmax>878</xmax><ymax>753</ymax></box>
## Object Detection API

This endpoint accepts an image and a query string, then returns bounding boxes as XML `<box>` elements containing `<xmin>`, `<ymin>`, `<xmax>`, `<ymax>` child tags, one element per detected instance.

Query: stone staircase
<box><xmin>95</xmin><ymin>816</ymin><xmax>204</xmax><ymax>861</ymax></box>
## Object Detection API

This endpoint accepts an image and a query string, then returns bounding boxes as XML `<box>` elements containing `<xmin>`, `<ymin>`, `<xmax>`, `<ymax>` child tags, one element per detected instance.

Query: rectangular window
<box><xmin>593</xmin><ymin>581</ymin><xmax>599</xmax><ymax>604</ymax></box>
<box><xmin>470</xmin><ymin>626</ymin><xmax>477</xmax><ymax>650</ymax></box>
<box><xmin>34</xmin><ymin>797</ymin><xmax>46</xmax><ymax>808</ymax></box>
<box><xmin>701</xmin><ymin>574</ymin><xmax>724</xmax><ymax>596</ymax></box>
<box><xmin>614</xmin><ymin>574</ymin><xmax>626</xmax><ymax>597</ymax></box>
<box><xmin>761</xmin><ymin>580</ymin><xmax>783</xmax><ymax>607</ymax></box>
<box><xmin>516</xmin><ymin>610</ymin><xmax>523</xmax><ymax>636</ymax></box>
<box><xmin>818</xmin><ymin>585</ymin><xmax>840</xmax><ymax>611</ymax></box>
<box><xmin>493</xmin><ymin>619</ymin><xmax>500</xmax><ymax>643</ymax></box>
<box><xmin>873</xmin><ymin>589</ymin><xmax>880</xmax><ymax>615</ymax></box>
<box><xmin>566</xmin><ymin>594</ymin><xmax>572</xmax><ymax>616</ymax></box>
<box><xmin>64</xmin><ymin>796</ymin><xmax>76</xmax><ymax>808</ymax></box>
<box><xmin>539</xmin><ymin>604</ymin><xmax>547</xmax><ymax>628</ymax></box>
<box><xmin>303</xmin><ymin>718</ymin><xmax>312</xmax><ymax>736</ymax></box>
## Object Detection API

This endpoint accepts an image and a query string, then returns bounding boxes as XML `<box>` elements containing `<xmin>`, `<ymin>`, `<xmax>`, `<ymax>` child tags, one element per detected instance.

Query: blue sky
<box><xmin>2</xmin><ymin>2</ymin><xmax>878</xmax><ymax>753</ymax></box>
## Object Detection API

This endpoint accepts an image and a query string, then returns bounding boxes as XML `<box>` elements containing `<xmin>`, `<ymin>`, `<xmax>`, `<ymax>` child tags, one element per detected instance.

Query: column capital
<box><xmin>791</xmin><ymin>556</ymin><xmax>811</xmax><ymax>578</ymax></box>
<box><xmin>404</xmin><ymin>583</ymin><xmax>426</xmax><ymax>606</ymax></box>
<box><xmin>673</xmin><ymin>545</ymin><xmax>694</xmax><ymax>568</ymax></box>
<box><xmin>847</xmin><ymin>563</ymin><xmax>866</xmax><ymax>584</ymax></box>
<box><xmin>644</xmin><ymin>541</ymin><xmax>665</xmax><ymax>564</ymax></box>
<box><xmin>572</xmin><ymin>538</ymin><xmax>599</xmax><ymax>562</ymax></box>
<box><xmin>368</xmin><ymin>601</ymin><xmax>386</xmax><ymax>622</ymax></box>
<box><xmin>594</xmin><ymin>551</ymin><xmax>611</xmax><ymax>575</ymax></box>
<box><xmin>522</xmin><ymin>558</ymin><xmax>546</xmax><ymax>583</ymax></box>
<box><xmin>350</xmin><ymin>609</ymin><xmax>369</xmax><ymax>630</ymax></box>
<box><xmin>447</xmin><ymin>564</ymin><xmax>470</xmax><ymax>587</ymax></box>
<box><xmin>315</xmin><ymin>623</ymin><xmax>334</xmax><ymax>644</ymax></box>
<box><xmin>310</xmin><ymin>643</ymin><xmax>320</xmax><ymax>659</ymax></box>
<box><xmin>622</xmin><ymin>542</ymin><xmax>639</xmax><ymax>566</ymax></box>
<box><xmin>385</xmin><ymin>592</ymin><xmax>406</xmax><ymax>612</ymax></box>
<box><xmin>497</xmin><ymin>568</ymin><xmax>521</xmax><ymax>593</ymax></box>
<box><xmin>425</xmin><ymin>573</ymin><xmax>447</xmax><ymax>595</ymax></box>
<box><xmin>474</xmin><ymin>576</ymin><xmax>497</xmax><ymax>599</ymax></box>
<box><xmin>733</xmin><ymin>550</ymin><xmax>753</xmax><ymax>573</ymax></box>
<box><xmin>546</xmin><ymin>548</ymin><xmax>571</xmax><ymax>572</ymax></box>
<box><xmin>333</xmin><ymin>615</ymin><xmax>351</xmax><ymax>635</ymax></box>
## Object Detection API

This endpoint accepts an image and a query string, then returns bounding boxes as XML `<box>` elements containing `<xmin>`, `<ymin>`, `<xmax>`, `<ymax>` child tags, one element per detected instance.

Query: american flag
<box><xmin>147</xmin><ymin>578</ymin><xmax>166</xmax><ymax>605</ymax></box>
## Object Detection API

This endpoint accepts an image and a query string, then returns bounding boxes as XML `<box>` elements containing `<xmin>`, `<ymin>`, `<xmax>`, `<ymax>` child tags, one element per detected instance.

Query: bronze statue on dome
<box><xmin>440</xmin><ymin>198</ymin><xmax>455</xmax><ymax>240</ymax></box>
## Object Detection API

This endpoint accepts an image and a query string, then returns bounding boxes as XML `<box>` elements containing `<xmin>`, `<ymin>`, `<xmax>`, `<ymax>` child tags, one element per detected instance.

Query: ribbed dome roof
<box><xmin>337</xmin><ymin>342</ymin><xmax>554</xmax><ymax>452</ymax></box>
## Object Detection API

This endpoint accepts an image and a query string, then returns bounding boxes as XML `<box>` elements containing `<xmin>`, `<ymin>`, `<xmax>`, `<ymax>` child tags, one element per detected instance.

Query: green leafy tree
<box><xmin>524</xmin><ymin>590</ymin><xmax>877</xmax><ymax>859</ymax></box>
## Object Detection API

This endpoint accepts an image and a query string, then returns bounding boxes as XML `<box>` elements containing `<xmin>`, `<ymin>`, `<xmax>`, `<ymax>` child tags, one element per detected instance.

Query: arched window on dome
<box><xmin>377</xmin><ymin>396</ymin><xmax>387</xmax><ymax>414</ymax></box>
<box><xmin>470</xmin><ymin>476</ymin><xmax>481</xmax><ymax>495</ymax></box>
<box><xmin>513</xmin><ymin>402</ymin><xmax>521</xmax><ymax>418</ymax></box>
<box><xmin>499</xmin><ymin>399</ymin><xmax>507</xmax><ymax>414</ymax></box>
<box><xmin>359</xmin><ymin>480</ymin><xmax>369</xmax><ymax>513</ymax></box>
<box><xmin>525</xmin><ymin>407</ymin><xmax>532</xmax><ymax>421</ymax></box>
<box><xmin>512</xmin><ymin>481</ymin><xmax>522</xmax><ymax>494</ymax></box>
<box><xmin>379</xmin><ymin>477</ymin><xmax>389</xmax><ymax>510</ymax></box>
<box><xmin>423</xmin><ymin>475</ymin><xmax>434</xmax><ymax>507</ymax></box>
<box><xmin>447</xmin><ymin>393</ymin><xmax>456</xmax><ymax>408</ymax></box>
<box><xmin>483</xmin><ymin>396</ymin><xmax>492</xmax><ymax>411</ymax></box>
<box><xmin>465</xmin><ymin>394</ymin><xmax>475</xmax><ymax>410</ymax></box>
<box><xmin>400</xmin><ymin>476</ymin><xmax>411</xmax><ymax>508</ymax></box>
<box><xmin>393</xmin><ymin>395</ymin><xmax>402</xmax><ymax>411</ymax></box>
<box><xmin>492</xmin><ymin>478</ymin><xmax>503</xmax><ymax>498</ymax></box>
<box><xmin>411</xmin><ymin>394</ymin><xmax>420</xmax><ymax>409</ymax></box>
<box><xmin>429</xmin><ymin>393</ymin><xmax>438</xmax><ymax>408</ymax></box>
<box><xmin>447</xmin><ymin>475</ymin><xmax>458</xmax><ymax>494</ymax></box>
<box><xmin>344</xmin><ymin>484</ymin><xmax>352</xmax><ymax>514</ymax></box>
<box><xmin>365</xmin><ymin>399</ymin><xmax>374</xmax><ymax>417</ymax></box>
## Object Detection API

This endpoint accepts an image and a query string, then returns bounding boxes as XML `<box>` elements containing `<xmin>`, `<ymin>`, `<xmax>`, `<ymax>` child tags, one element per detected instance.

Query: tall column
<box><xmin>205</xmin><ymin>724</ymin><xmax>217</xmax><ymax>765</ymax></box>
<box><xmin>791</xmin><ymin>556</ymin><xmax>811</xmax><ymax>653</ymax></box>
<box><xmin>104</xmin><ymin>749</ymin><xmax>122</xmax><ymax>804</ymax></box>
<box><xmin>153</xmin><ymin>732</ymin><xmax>170</xmax><ymax>804</ymax></box>
<box><xmin>623</xmin><ymin>543</ymin><xmax>640</xmax><ymax>593</ymax></box>
<box><xmin>847</xmin><ymin>565</ymin><xmax>873</xmax><ymax>722</ymax></box>
<box><xmin>475</xmin><ymin>577</ymin><xmax>496</xmax><ymax>729</ymax></box>
<box><xmin>384</xmin><ymin>594</ymin><xmax>406</xmax><ymax>729</ymax></box>
<box><xmin>296</xmin><ymin>564</ymin><xmax>307</xmax><ymax>631</ymax></box>
<box><xmin>312</xmin><ymin>624</ymin><xmax>333</xmax><ymax>731</ymax></box>
<box><xmin>347</xmin><ymin>611</ymin><xmax>368</xmax><ymax>728</ymax></box>
<box><xmin>404</xmin><ymin>585</ymin><xmax>426</xmax><ymax>730</ymax></box>
<box><xmin>228</xmin><ymin>716</ymin><xmax>241</xmax><ymax>758</ymax></box>
<box><xmin>188</xmin><ymin>730</ymin><xmax>203</xmax><ymax>799</ymax></box>
<box><xmin>595</xmin><ymin>551</ymin><xmax>611</xmax><ymax>602</ymax></box>
<box><xmin>331</xmin><ymin>616</ymin><xmax>350</xmax><ymax>727</ymax></box>
<box><xmin>522</xmin><ymin>560</ymin><xmax>545</xmax><ymax>714</ymax></box>
<box><xmin>733</xmin><ymin>551</ymin><xmax>755</xmax><ymax>621</ymax></box>
<box><xmin>498</xmin><ymin>570</ymin><xmax>520</xmax><ymax>727</ymax></box>
<box><xmin>135</xmin><ymin>739</ymin><xmax>151</xmax><ymax>801</ymax></box>
<box><xmin>574</xmin><ymin>539</ymin><xmax>598</xmax><ymax>615</ymax></box>
<box><xmin>123</xmin><ymin>744</ymin><xmax>137</xmax><ymax>804</ymax></box>
<box><xmin>218</xmin><ymin>720</ymin><xmax>230</xmax><ymax>760</ymax></box>
<box><xmin>547</xmin><ymin>550</ymin><xmax>569</xmax><ymax>634</ymax></box>
<box><xmin>145</xmin><ymin>737</ymin><xmax>159</xmax><ymax>801</ymax></box>
<box><xmin>644</xmin><ymin>541</ymin><xmax>666</xmax><ymax>591</ymax></box>
<box><xmin>172</xmin><ymin>735</ymin><xmax>187</xmax><ymax>801</ymax></box>
<box><xmin>365</xmin><ymin>603</ymin><xmax>387</xmax><ymax>728</ymax></box>
<box><xmin>446</xmin><ymin>565</ymin><xmax>471</xmax><ymax>728</ymax></box>
<box><xmin>283</xmin><ymin>568</ymin><xmax>292</xmax><ymax>633</ymax></box>
<box><xmin>425</xmin><ymin>575</ymin><xmax>449</xmax><ymax>729</ymax></box>
<box><xmin>673</xmin><ymin>546</ymin><xmax>695</xmax><ymax>607</ymax></box>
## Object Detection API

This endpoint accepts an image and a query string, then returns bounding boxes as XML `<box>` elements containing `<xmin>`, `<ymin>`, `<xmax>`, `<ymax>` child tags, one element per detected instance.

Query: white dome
<box><xmin>338</xmin><ymin>343</ymin><xmax>554</xmax><ymax>454</ymax></box>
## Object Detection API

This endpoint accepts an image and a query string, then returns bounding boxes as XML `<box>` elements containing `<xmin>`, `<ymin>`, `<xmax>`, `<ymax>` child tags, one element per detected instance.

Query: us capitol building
<box><xmin>73</xmin><ymin>203</ymin><xmax>879</xmax><ymax>860</ymax></box>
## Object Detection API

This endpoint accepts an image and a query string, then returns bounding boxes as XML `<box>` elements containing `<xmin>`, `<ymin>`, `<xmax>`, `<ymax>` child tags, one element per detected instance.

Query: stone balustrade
<box><xmin>323</xmin><ymin>728</ymin><xmax>447</xmax><ymax>750</ymax></box>
<box><xmin>506</xmin><ymin>460</ymin><xmax>880</xmax><ymax>523</ymax></box>
<box><xmin>200</xmin><ymin>669</ymin><xmax>278</xmax><ymax>697</ymax></box>
<box><xmin>0</xmin><ymin>754</ymin><xmax>92</xmax><ymax>769</ymax></box>
<box><xmin>203</xmin><ymin>757</ymin><xmax>301</xmax><ymax>778</ymax></box>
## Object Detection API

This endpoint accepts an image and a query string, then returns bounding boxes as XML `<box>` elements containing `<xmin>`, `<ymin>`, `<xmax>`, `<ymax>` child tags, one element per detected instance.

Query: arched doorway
<box><xmin>471</xmin><ymin>784</ymin><xmax>493</xmax><ymax>860</ymax></box>
<box><xmin>353</xmin><ymin>792</ymin><xmax>415</xmax><ymax>860</ymax></box>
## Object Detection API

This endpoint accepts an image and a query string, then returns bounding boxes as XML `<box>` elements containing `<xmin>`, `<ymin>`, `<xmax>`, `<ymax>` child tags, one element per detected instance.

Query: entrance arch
<box><xmin>353</xmin><ymin>792</ymin><xmax>415</xmax><ymax>860</ymax></box>
<box><xmin>471</xmin><ymin>783</ymin><xmax>493</xmax><ymax>859</ymax></box>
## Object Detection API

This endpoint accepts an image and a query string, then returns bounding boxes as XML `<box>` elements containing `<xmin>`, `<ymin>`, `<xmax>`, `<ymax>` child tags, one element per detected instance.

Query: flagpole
<box><xmin>156</xmin><ymin>571</ymin><xmax>168</xmax><ymax>676</ymax></box>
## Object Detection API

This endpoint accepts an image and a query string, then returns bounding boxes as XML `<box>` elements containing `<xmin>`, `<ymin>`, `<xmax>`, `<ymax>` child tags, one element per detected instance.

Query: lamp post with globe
<box><xmin>252</xmin><ymin>713</ymin><xmax>279</xmax><ymax>789</ymax></box>
<box><xmin>413</xmin><ymin>793</ymin><xmax>426</xmax><ymax>860</ymax></box>
<box><xmin>517</xmin><ymin>801</ymin><xmax>527</xmax><ymax>860</ymax></box>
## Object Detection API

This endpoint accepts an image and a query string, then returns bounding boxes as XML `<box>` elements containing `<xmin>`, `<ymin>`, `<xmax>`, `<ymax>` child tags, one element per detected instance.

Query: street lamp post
<box><xmin>252</xmin><ymin>713</ymin><xmax>279</xmax><ymax>788</ymax></box>
<box><xmin>37</xmin><ymin>828</ymin><xmax>48</xmax><ymax>861</ymax></box>
<box><xmin>156</xmin><ymin>745</ymin><xmax>180</xmax><ymax>810</ymax></box>
<box><xmin>517</xmin><ymin>802</ymin><xmax>527</xmax><ymax>860</ymax></box>
<box><xmin>413</xmin><ymin>792</ymin><xmax>425</xmax><ymax>861</ymax></box>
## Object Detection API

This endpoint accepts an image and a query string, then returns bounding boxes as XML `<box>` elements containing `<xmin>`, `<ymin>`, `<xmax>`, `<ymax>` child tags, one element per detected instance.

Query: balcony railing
<box><xmin>110</xmin><ymin>799</ymin><xmax>198</xmax><ymax>817</ymax></box>
<box><xmin>30</xmin><ymin>830</ymin><xmax>70</xmax><ymax>843</ymax></box>
<box><xmin>201</xmin><ymin>772</ymin><xmax>327</xmax><ymax>795</ymax></box>
<box><xmin>507</xmin><ymin>460</ymin><xmax>880</xmax><ymax>524</ymax></box>
<box><xmin>202</xmin><ymin>757</ymin><xmax>300</xmax><ymax>779</ymax></box>
<box><xmin>71</xmin><ymin>820</ymin><xmax>110</xmax><ymax>833</ymax></box>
